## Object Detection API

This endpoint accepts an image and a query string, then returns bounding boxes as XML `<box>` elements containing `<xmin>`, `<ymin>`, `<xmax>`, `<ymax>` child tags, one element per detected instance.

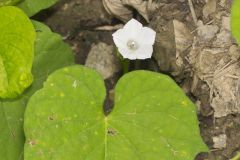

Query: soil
<box><xmin>34</xmin><ymin>0</ymin><xmax>240</xmax><ymax>159</ymax></box>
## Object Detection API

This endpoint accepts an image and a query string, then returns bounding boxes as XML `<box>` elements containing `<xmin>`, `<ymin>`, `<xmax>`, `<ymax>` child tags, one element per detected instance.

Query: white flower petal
<box><xmin>112</xmin><ymin>28</ymin><xmax>128</xmax><ymax>49</ymax></box>
<box><xmin>135</xmin><ymin>45</ymin><xmax>153</xmax><ymax>59</ymax></box>
<box><xmin>118</xmin><ymin>45</ymin><xmax>153</xmax><ymax>60</ymax></box>
<box><xmin>123</xmin><ymin>18</ymin><xmax>142</xmax><ymax>38</ymax></box>
<box><xmin>118</xmin><ymin>48</ymin><xmax>137</xmax><ymax>60</ymax></box>
<box><xmin>137</xmin><ymin>27</ymin><xmax>156</xmax><ymax>45</ymax></box>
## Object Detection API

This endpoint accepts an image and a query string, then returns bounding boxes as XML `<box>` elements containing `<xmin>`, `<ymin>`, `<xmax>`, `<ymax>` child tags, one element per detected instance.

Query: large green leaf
<box><xmin>0</xmin><ymin>6</ymin><xmax>35</xmax><ymax>99</ymax></box>
<box><xmin>231</xmin><ymin>152</ymin><xmax>240</xmax><ymax>160</ymax></box>
<box><xmin>0</xmin><ymin>0</ymin><xmax>21</xmax><ymax>6</ymax></box>
<box><xmin>24</xmin><ymin>65</ymin><xmax>208</xmax><ymax>160</ymax></box>
<box><xmin>17</xmin><ymin>0</ymin><xmax>58</xmax><ymax>17</ymax></box>
<box><xmin>231</xmin><ymin>0</ymin><xmax>240</xmax><ymax>44</ymax></box>
<box><xmin>0</xmin><ymin>21</ymin><xmax>74</xmax><ymax>160</ymax></box>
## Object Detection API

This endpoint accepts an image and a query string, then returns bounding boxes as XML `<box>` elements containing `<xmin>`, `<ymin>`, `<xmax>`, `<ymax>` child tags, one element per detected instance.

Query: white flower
<box><xmin>112</xmin><ymin>18</ymin><xmax>156</xmax><ymax>60</ymax></box>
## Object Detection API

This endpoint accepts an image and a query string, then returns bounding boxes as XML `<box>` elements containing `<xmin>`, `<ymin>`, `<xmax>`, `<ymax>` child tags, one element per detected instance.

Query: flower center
<box><xmin>127</xmin><ymin>40</ymin><xmax>138</xmax><ymax>51</ymax></box>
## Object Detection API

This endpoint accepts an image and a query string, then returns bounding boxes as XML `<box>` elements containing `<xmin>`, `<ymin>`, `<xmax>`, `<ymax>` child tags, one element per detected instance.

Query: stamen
<box><xmin>127</xmin><ymin>40</ymin><xmax>139</xmax><ymax>51</ymax></box>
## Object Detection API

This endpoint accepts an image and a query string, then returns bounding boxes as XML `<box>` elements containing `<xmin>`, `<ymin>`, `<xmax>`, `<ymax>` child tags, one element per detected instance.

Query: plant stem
<box><xmin>114</xmin><ymin>48</ymin><xmax>130</xmax><ymax>74</ymax></box>
<box><xmin>134</xmin><ymin>60</ymin><xmax>141</xmax><ymax>69</ymax></box>
<box><xmin>122</xmin><ymin>59</ymin><xmax>130</xmax><ymax>74</ymax></box>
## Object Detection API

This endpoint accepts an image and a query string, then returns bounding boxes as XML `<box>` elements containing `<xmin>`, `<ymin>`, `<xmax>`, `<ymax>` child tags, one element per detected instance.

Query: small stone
<box><xmin>85</xmin><ymin>42</ymin><xmax>121</xmax><ymax>79</ymax></box>
<box><xmin>222</xmin><ymin>16</ymin><xmax>230</xmax><ymax>31</ymax></box>
<box><xmin>213</xmin><ymin>134</ymin><xmax>227</xmax><ymax>149</ymax></box>
<box><xmin>197</xmin><ymin>21</ymin><xmax>219</xmax><ymax>41</ymax></box>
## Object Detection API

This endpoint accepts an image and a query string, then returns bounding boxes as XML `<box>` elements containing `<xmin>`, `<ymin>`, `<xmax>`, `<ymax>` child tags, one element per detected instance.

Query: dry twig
<box><xmin>188</xmin><ymin>0</ymin><xmax>198</xmax><ymax>25</ymax></box>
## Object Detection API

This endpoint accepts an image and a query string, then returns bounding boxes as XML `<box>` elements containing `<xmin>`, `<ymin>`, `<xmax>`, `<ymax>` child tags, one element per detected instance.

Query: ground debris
<box><xmin>189</xmin><ymin>17</ymin><xmax>240</xmax><ymax>118</ymax></box>
<box><xmin>102</xmin><ymin>0</ymin><xmax>133</xmax><ymax>22</ymax></box>
<box><xmin>102</xmin><ymin>0</ymin><xmax>159</xmax><ymax>22</ymax></box>
<box><xmin>213</xmin><ymin>134</ymin><xmax>227</xmax><ymax>149</ymax></box>
<box><xmin>203</xmin><ymin>0</ymin><xmax>217</xmax><ymax>18</ymax></box>
<box><xmin>173</xmin><ymin>20</ymin><xmax>193</xmax><ymax>71</ymax></box>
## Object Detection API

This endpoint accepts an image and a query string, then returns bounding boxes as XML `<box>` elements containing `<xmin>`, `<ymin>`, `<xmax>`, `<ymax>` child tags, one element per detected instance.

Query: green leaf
<box><xmin>0</xmin><ymin>21</ymin><xmax>74</xmax><ymax>160</ymax></box>
<box><xmin>231</xmin><ymin>152</ymin><xmax>240</xmax><ymax>160</ymax></box>
<box><xmin>0</xmin><ymin>6</ymin><xmax>36</xmax><ymax>99</ymax></box>
<box><xmin>0</xmin><ymin>0</ymin><xmax>21</xmax><ymax>6</ymax></box>
<box><xmin>17</xmin><ymin>0</ymin><xmax>58</xmax><ymax>17</ymax></box>
<box><xmin>231</xmin><ymin>0</ymin><xmax>240</xmax><ymax>44</ymax></box>
<box><xmin>24</xmin><ymin>65</ymin><xmax>208</xmax><ymax>160</ymax></box>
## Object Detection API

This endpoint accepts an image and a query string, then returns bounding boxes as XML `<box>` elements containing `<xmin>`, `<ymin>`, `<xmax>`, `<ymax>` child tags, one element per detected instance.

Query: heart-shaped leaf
<box><xmin>0</xmin><ymin>6</ymin><xmax>36</xmax><ymax>98</ymax></box>
<box><xmin>17</xmin><ymin>0</ymin><xmax>58</xmax><ymax>17</ymax></box>
<box><xmin>24</xmin><ymin>65</ymin><xmax>208</xmax><ymax>160</ymax></box>
<box><xmin>231</xmin><ymin>0</ymin><xmax>240</xmax><ymax>44</ymax></box>
<box><xmin>231</xmin><ymin>152</ymin><xmax>240</xmax><ymax>160</ymax></box>
<box><xmin>0</xmin><ymin>0</ymin><xmax>21</xmax><ymax>6</ymax></box>
<box><xmin>0</xmin><ymin>21</ymin><xmax>74</xmax><ymax>160</ymax></box>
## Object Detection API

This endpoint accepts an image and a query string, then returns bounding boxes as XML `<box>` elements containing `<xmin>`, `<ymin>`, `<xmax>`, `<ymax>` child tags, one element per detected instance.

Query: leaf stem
<box><xmin>122</xmin><ymin>59</ymin><xmax>130</xmax><ymax>74</ymax></box>
<box><xmin>134</xmin><ymin>60</ymin><xmax>141</xmax><ymax>70</ymax></box>
<box><xmin>114</xmin><ymin>47</ymin><xmax>130</xmax><ymax>74</ymax></box>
